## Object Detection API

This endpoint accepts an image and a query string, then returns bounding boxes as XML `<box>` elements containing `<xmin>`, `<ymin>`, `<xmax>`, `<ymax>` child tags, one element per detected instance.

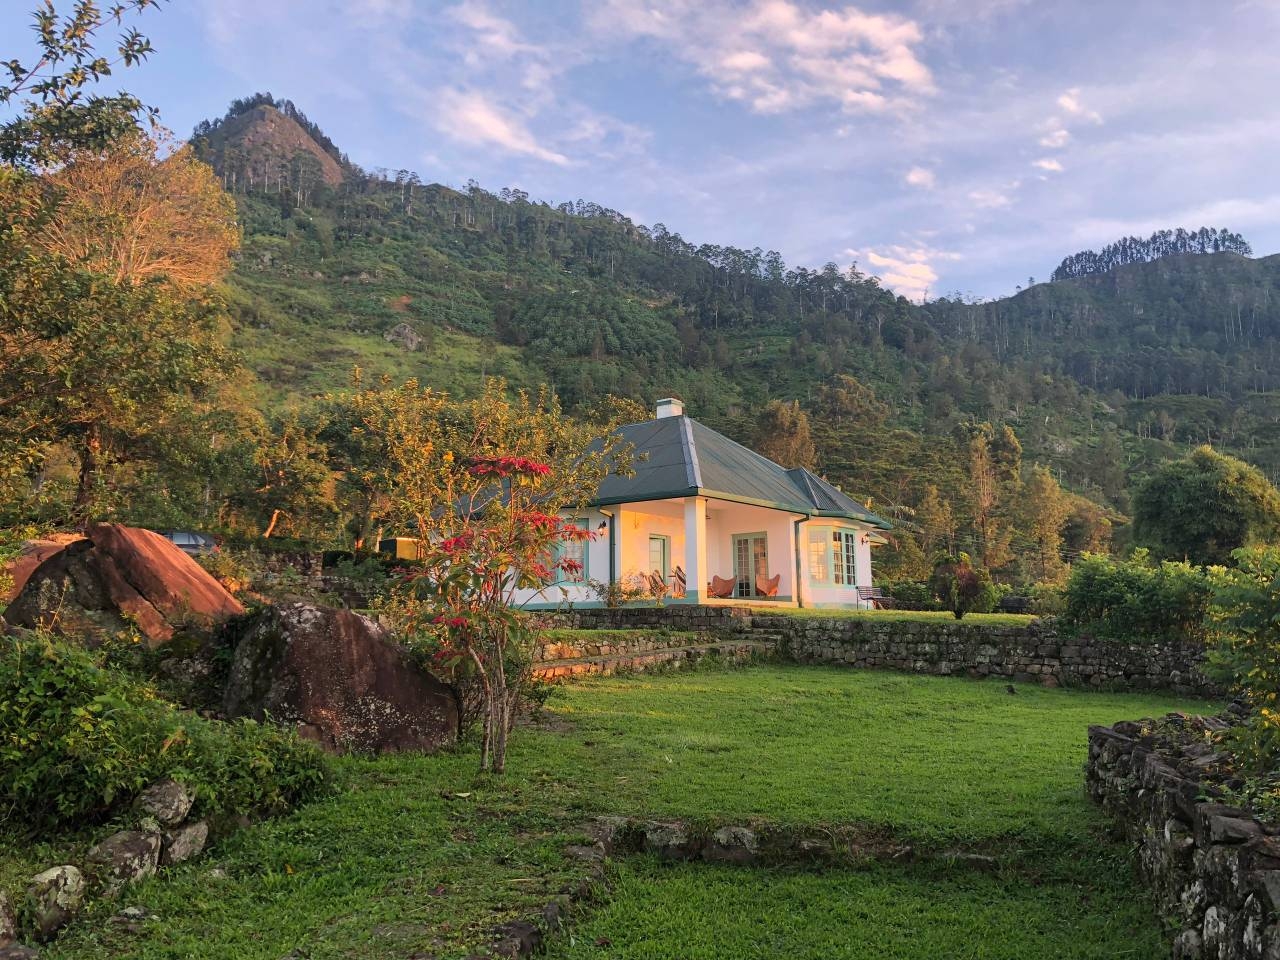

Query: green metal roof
<box><xmin>594</xmin><ymin>415</ymin><xmax>891</xmax><ymax>529</ymax></box>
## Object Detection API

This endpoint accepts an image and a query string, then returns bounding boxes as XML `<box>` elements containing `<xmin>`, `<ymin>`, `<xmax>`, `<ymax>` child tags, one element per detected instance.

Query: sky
<box><xmin>6</xmin><ymin>0</ymin><xmax>1280</xmax><ymax>300</ymax></box>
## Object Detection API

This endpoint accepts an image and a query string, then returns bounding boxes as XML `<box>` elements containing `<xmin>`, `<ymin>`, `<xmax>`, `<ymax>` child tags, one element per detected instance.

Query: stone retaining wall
<box><xmin>542</xmin><ymin>605</ymin><xmax>755</xmax><ymax>633</ymax></box>
<box><xmin>1086</xmin><ymin>718</ymin><xmax>1280</xmax><ymax>959</ymax></box>
<box><xmin>534</xmin><ymin>629</ymin><xmax>701</xmax><ymax>662</ymax></box>
<box><xmin>543</xmin><ymin>605</ymin><xmax>1220</xmax><ymax>696</ymax></box>
<box><xmin>759</xmin><ymin>615</ymin><xmax>1218</xmax><ymax>696</ymax></box>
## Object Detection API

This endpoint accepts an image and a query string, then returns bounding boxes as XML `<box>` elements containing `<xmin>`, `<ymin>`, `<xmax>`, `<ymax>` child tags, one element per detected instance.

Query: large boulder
<box><xmin>162</xmin><ymin>821</ymin><xmax>209</xmax><ymax>866</ymax></box>
<box><xmin>85</xmin><ymin>831</ymin><xmax>161</xmax><ymax>892</ymax></box>
<box><xmin>222</xmin><ymin>603</ymin><xmax>458</xmax><ymax>753</ymax></box>
<box><xmin>2</xmin><ymin>535</ymin><xmax>84</xmax><ymax>603</ymax></box>
<box><xmin>134</xmin><ymin>780</ymin><xmax>194</xmax><ymax>827</ymax></box>
<box><xmin>2</xmin><ymin>525</ymin><xmax>243</xmax><ymax>646</ymax></box>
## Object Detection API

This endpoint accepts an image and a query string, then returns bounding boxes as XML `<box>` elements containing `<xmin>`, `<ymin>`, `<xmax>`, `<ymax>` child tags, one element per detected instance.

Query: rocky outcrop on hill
<box><xmin>383</xmin><ymin>321</ymin><xmax>422</xmax><ymax>351</ymax></box>
<box><xmin>200</xmin><ymin>104</ymin><xmax>344</xmax><ymax>187</ymax></box>
<box><xmin>2</xmin><ymin>525</ymin><xmax>243</xmax><ymax>646</ymax></box>
<box><xmin>223</xmin><ymin>602</ymin><xmax>457</xmax><ymax>753</ymax></box>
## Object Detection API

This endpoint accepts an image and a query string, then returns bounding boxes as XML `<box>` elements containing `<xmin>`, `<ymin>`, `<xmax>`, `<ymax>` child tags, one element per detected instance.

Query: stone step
<box><xmin>533</xmin><ymin>642</ymin><xmax>771</xmax><ymax>682</ymax></box>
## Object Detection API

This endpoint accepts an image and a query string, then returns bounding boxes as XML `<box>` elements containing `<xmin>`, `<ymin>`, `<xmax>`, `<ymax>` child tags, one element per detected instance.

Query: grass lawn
<box><xmin>546</xmin><ymin>859</ymin><xmax>1168</xmax><ymax>960</ymax></box>
<box><xmin>20</xmin><ymin>665</ymin><xmax>1214</xmax><ymax>959</ymax></box>
<box><xmin>752</xmin><ymin>607</ymin><xmax>1038</xmax><ymax>626</ymax></box>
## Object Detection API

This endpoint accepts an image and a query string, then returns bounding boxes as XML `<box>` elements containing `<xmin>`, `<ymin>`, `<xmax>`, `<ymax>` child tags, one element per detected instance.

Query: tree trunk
<box><xmin>262</xmin><ymin>508</ymin><xmax>283</xmax><ymax>538</ymax></box>
<box><xmin>74</xmin><ymin>424</ymin><xmax>102</xmax><ymax>517</ymax></box>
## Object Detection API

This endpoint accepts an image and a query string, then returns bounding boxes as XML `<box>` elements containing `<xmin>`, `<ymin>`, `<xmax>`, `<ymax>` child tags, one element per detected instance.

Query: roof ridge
<box><xmin>786</xmin><ymin>466</ymin><xmax>822</xmax><ymax>509</ymax></box>
<box><xmin>679</xmin><ymin>416</ymin><xmax>702</xmax><ymax>489</ymax></box>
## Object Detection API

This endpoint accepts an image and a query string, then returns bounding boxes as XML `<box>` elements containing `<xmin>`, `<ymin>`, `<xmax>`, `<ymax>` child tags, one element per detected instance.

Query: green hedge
<box><xmin>1061</xmin><ymin>551</ymin><xmax>1215</xmax><ymax>645</ymax></box>
<box><xmin>0</xmin><ymin>635</ymin><xmax>330</xmax><ymax>831</ymax></box>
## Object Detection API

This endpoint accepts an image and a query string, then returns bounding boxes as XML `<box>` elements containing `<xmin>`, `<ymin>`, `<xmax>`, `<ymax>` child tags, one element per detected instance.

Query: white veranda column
<box><xmin>855</xmin><ymin>529</ymin><xmax>873</xmax><ymax>596</ymax></box>
<box><xmin>683</xmin><ymin>496</ymin><xmax>707</xmax><ymax>602</ymax></box>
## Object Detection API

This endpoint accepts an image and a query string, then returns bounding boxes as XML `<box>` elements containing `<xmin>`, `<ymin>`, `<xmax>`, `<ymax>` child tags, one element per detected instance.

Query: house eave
<box><xmin>589</xmin><ymin>491</ymin><xmax>892</xmax><ymax>530</ymax></box>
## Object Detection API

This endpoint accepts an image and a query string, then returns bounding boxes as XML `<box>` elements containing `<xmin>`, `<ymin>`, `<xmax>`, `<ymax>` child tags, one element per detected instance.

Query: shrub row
<box><xmin>1061</xmin><ymin>550</ymin><xmax>1214</xmax><ymax>645</ymax></box>
<box><xmin>0</xmin><ymin>634</ymin><xmax>330</xmax><ymax>831</ymax></box>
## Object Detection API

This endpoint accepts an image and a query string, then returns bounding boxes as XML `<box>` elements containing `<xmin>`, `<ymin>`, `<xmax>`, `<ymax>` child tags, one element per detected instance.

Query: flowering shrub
<box><xmin>356</xmin><ymin>379</ymin><xmax>631</xmax><ymax>773</ymax></box>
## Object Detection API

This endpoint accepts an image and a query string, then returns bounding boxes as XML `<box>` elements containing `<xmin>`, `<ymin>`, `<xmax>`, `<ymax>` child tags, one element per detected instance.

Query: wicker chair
<box><xmin>648</xmin><ymin>569</ymin><xmax>669</xmax><ymax>598</ymax></box>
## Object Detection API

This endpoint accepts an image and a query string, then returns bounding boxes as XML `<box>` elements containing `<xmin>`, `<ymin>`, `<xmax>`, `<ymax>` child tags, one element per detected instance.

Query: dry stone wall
<box><xmin>759</xmin><ymin>614</ymin><xmax>1218</xmax><ymax>696</ymax></box>
<box><xmin>1087</xmin><ymin>717</ymin><xmax>1280</xmax><ymax>960</ymax></box>
<box><xmin>544</xmin><ymin>605</ymin><xmax>1219</xmax><ymax>696</ymax></box>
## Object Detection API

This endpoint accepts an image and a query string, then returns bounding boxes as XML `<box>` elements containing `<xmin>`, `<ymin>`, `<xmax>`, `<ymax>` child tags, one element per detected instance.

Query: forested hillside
<box><xmin>188</xmin><ymin>96</ymin><xmax>1280</xmax><ymax>578</ymax></box>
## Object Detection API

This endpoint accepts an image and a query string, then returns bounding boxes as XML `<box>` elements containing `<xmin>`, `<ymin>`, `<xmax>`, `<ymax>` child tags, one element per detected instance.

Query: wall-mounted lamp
<box><xmin>597</xmin><ymin>519</ymin><xmax>608</xmax><ymax>533</ymax></box>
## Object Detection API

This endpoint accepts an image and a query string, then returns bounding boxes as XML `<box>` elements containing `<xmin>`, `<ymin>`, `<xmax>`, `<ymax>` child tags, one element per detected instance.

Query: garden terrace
<box><xmin>13</xmin><ymin>665</ymin><xmax>1217</xmax><ymax>959</ymax></box>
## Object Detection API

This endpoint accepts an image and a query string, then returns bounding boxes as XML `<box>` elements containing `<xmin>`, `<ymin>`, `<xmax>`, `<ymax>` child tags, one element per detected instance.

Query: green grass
<box><xmin>752</xmin><ymin>607</ymin><xmax>1037</xmax><ymax>626</ymax></box>
<box><xmin>542</xmin><ymin>667</ymin><xmax>1209</xmax><ymax>843</ymax></box>
<box><xmin>545</xmin><ymin>858</ymin><xmax>1168</xmax><ymax>960</ymax></box>
<box><xmin>15</xmin><ymin>666</ymin><xmax>1213</xmax><ymax>959</ymax></box>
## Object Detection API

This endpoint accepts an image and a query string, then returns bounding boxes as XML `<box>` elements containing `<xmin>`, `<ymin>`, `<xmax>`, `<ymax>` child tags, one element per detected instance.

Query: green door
<box><xmin>732</xmin><ymin>533</ymin><xmax>768</xmax><ymax>597</ymax></box>
<box><xmin>648</xmin><ymin>535</ymin><xmax>670</xmax><ymax>579</ymax></box>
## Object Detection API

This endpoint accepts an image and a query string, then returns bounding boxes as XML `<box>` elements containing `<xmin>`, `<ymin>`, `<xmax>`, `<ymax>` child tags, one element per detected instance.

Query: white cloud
<box><xmin>847</xmin><ymin>243</ymin><xmax>961</xmax><ymax>301</ymax></box>
<box><xmin>905</xmin><ymin>165</ymin><xmax>936</xmax><ymax>188</ymax></box>
<box><xmin>445</xmin><ymin>2</ymin><xmax>536</xmax><ymax>60</ymax></box>
<box><xmin>1038</xmin><ymin>128</ymin><xmax>1070</xmax><ymax>148</ymax></box>
<box><xmin>592</xmin><ymin>0</ymin><xmax>934</xmax><ymax>115</ymax></box>
<box><xmin>1056</xmin><ymin>87</ymin><xmax>1102</xmax><ymax>123</ymax></box>
<box><xmin>1033</xmin><ymin>157</ymin><xmax>1063</xmax><ymax>172</ymax></box>
<box><xmin>435</xmin><ymin>90</ymin><xmax>569</xmax><ymax>165</ymax></box>
<box><xmin>968</xmin><ymin>188</ymin><xmax>1012</xmax><ymax>209</ymax></box>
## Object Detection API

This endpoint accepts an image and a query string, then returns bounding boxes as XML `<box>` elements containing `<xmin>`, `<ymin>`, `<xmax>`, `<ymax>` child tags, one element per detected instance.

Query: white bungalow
<box><xmin>514</xmin><ymin>398</ymin><xmax>891</xmax><ymax>610</ymax></box>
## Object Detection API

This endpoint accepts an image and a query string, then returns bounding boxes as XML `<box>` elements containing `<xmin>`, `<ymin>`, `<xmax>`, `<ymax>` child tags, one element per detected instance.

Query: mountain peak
<box><xmin>193</xmin><ymin>98</ymin><xmax>345</xmax><ymax>191</ymax></box>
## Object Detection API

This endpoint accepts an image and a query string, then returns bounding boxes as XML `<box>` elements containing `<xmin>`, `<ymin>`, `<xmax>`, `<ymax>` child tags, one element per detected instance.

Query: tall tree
<box><xmin>36</xmin><ymin>131</ymin><xmax>239</xmax><ymax>287</ymax></box>
<box><xmin>1017</xmin><ymin>466</ymin><xmax>1071</xmax><ymax>583</ymax></box>
<box><xmin>1</xmin><ymin>1</ymin><xmax>160</xmax><ymax>168</ymax></box>
<box><xmin>752</xmin><ymin>400</ymin><xmax>817</xmax><ymax>470</ymax></box>
<box><xmin>915</xmin><ymin>484</ymin><xmax>956</xmax><ymax>557</ymax></box>
<box><xmin>1133</xmin><ymin>446</ymin><xmax>1280</xmax><ymax>565</ymax></box>
<box><xmin>2</xmin><ymin>130</ymin><xmax>240</xmax><ymax>517</ymax></box>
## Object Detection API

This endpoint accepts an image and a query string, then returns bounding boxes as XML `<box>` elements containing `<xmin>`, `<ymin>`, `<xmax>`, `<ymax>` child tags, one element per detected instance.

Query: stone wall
<box><xmin>1086</xmin><ymin>718</ymin><xmax>1280</xmax><ymax>960</ymax></box>
<box><xmin>535</xmin><ymin>629</ymin><xmax>701</xmax><ymax>663</ymax></box>
<box><xmin>758</xmin><ymin>614</ymin><xmax>1218</xmax><ymax>696</ymax></box>
<box><xmin>542</xmin><ymin>605</ymin><xmax>1220</xmax><ymax>696</ymax></box>
<box><xmin>541</xmin><ymin>605</ymin><xmax>756</xmax><ymax>633</ymax></box>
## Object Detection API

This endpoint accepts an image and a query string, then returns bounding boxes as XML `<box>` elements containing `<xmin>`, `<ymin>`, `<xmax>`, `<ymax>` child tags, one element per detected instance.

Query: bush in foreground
<box><xmin>0</xmin><ymin>633</ymin><xmax>330</xmax><ymax>831</ymax></box>
<box><xmin>1206</xmin><ymin>548</ymin><xmax>1280</xmax><ymax>774</ymax></box>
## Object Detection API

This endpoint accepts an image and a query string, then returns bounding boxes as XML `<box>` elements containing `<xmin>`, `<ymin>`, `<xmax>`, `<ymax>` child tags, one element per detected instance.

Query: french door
<box><xmin>732</xmin><ymin>533</ymin><xmax>768</xmax><ymax>597</ymax></box>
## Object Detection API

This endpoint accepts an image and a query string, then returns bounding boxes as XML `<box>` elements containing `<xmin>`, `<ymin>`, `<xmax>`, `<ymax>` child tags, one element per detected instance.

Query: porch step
<box><xmin>533</xmin><ymin>641</ymin><xmax>772</xmax><ymax>682</ymax></box>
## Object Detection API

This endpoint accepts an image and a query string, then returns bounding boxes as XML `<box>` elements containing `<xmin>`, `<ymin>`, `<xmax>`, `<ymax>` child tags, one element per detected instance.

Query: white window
<box><xmin>807</xmin><ymin>528</ymin><xmax>829</xmax><ymax>582</ymax></box>
<box><xmin>554</xmin><ymin>518</ymin><xmax>589</xmax><ymax>584</ymax></box>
